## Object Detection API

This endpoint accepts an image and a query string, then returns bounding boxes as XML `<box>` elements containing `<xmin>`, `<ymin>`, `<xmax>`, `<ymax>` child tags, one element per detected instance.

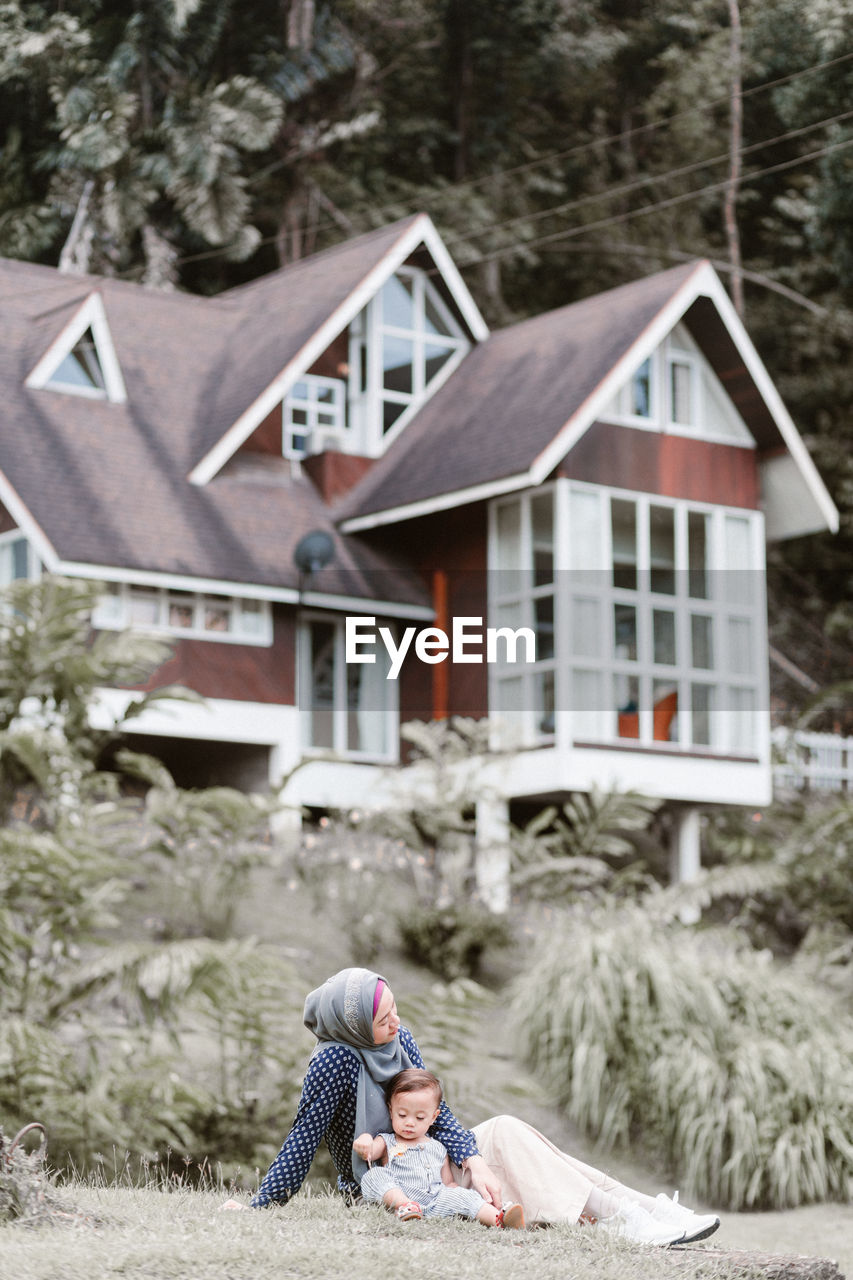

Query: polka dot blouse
<box><xmin>251</xmin><ymin>1026</ymin><xmax>479</xmax><ymax>1207</ymax></box>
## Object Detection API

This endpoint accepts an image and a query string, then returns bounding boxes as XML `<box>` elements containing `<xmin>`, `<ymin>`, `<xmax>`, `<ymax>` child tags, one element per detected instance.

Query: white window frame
<box><xmin>0</xmin><ymin>530</ymin><xmax>39</xmax><ymax>585</ymax></box>
<box><xmin>563</xmin><ymin>482</ymin><xmax>766</xmax><ymax>755</ymax></box>
<box><xmin>487</xmin><ymin>480</ymin><xmax>768</xmax><ymax>758</ymax></box>
<box><xmin>488</xmin><ymin>486</ymin><xmax>558</xmax><ymax>749</ymax></box>
<box><xmin>347</xmin><ymin>265</ymin><xmax>470</xmax><ymax>456</ymax></box>
<box><xmin>282</xmin><ymin>374</ymin><xmax>347</xmax><ymax>459</ymax></box>
<box><xmin>25</xmin><ymin>293</ymin><xmax>127</xmax><ymax>403</ymax></box>
<box><xmin>604</xmin><ymin>325</ymin><xmax>754</xmax><ymax>447</ymax></box>
<box><xmin>297</xmin><ymin>612</ymin><xmax>398</xmax><ymax>762</ymax></box>
<box><xmin>92</xmin><ymin>584</ymin><xmax>273</xmax><ymax>646</ymax></box>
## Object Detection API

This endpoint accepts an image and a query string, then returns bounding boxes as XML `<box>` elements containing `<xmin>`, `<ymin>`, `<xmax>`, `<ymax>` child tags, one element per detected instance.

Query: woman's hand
<box><xmin>218</xmin><ymin>1198</ymin><xmax>247</xmax><ymax>1211</ymax></box>
<box><xmin>463</xmin><ymin>1154</ymin><xmax>502</xmax><ymax>1208</ymax></box>
<box><xmin>352</xmin><ymin>1132</ymin><xmax>376</xmax><ymax>1162</ymax></box>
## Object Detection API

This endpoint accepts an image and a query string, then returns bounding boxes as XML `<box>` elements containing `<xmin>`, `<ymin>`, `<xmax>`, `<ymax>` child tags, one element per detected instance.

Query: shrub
<box><xmin>397</xmin><ymin>902</ymin><xmax>511</xmax><ymax>981</ymax></box>
<box><xmin>512</xmin><ymin>904</ymin><xmax>853</xmax><ymax>1210</ymax></box>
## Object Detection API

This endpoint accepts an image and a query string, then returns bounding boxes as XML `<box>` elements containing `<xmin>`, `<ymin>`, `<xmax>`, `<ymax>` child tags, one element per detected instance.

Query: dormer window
<box><xmin>348</xmin><ymin>265</ymin><xmax>469</xmax><ymax>453</ymax></box>
<box><xmin>49</xmin><ymin>329</ymin><xmax>107</xmax><ymax>397</ymax></box>
<box><xmin>25</xmin><ymin>292</ymin><xmax>127</xmax><ymax>403</ymax></box>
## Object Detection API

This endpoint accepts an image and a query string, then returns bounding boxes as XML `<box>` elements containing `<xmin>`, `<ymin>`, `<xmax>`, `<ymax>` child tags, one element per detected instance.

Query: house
<box><xmin>0</xmin><ymin>214</ymin><xmax>838</xmax><ymax>906</ymax></box>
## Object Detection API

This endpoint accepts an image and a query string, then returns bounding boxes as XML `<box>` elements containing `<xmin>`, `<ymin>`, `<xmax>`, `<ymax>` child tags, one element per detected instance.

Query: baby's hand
<box><xmin>352</xmin><ymin>1132</ymin><xmax>374</xmax><ymax>1161</ymax></box>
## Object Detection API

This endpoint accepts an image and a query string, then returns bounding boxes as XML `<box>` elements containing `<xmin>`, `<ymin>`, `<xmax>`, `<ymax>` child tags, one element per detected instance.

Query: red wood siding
<box><xmin>302</xmin><ymin>450</ymin><xmax>375</xmax><ymax>502</ymax></box>
<box><xmin>128</xmin><ymin>605</ymin><xmax>295</xmax><ymax>704</ymax></box>
<box><xmin>308</xmin><ymin>331</ymin><xmax>349</xmax><ymax>381</ymax></box>
<box><xmin>559</xmin><ymin>421</ymin><xmax>760</xmax><ymax>508</ymax></box>
<box><xmin>242</xmin><ymin>402</ymin><xmax>283</xmax><ymax>455</ymax></box>
<box><xmin>0</xmin><ymin>501</ymin><xmax>17</xmax><ymax>534</ymax></box>
<box><xmin>369</xmin><ymin>504</ymin><xmax>490</xmax><ymax>731</ymax></box>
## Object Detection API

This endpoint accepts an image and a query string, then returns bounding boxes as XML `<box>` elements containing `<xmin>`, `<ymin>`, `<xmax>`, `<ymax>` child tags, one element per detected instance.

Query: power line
<box><xmin>174</xmin><ymin>111</ymin><xmax>853</xmax><ymax>275</ymax></box>
<box><xmin>528</xmin><ymin>239</ymin><xmax>838</xmax><ymax>319</ymax></box>
<box><xmin>451</xmin><ymin>134</ymin><xmax>853</xmax><ymax>271</ymax></box>
<box><xmin>442</xmin><ymin>106</ymin><xmax>853</xmax><ymax>251</ymax></box>
<box><xmin>244</xmin><ymin>48</ymin><xmax>853</xmax><ymax>231</ymax></box>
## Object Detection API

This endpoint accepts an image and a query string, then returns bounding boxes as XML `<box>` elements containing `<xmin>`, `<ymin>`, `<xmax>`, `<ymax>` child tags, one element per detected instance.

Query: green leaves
<box><xmin>512</xmin><ymin>904</ymin><xmax>853</xmax><ymax>1208</ymax></box>
<box><xmin>511</xmin><ymin>787</ymin><xmax>661</xmax><ymax>899</ymax></box>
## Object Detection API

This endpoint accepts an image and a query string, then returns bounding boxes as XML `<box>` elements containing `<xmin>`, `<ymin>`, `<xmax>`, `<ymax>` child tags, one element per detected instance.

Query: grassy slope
<box><xmin>0</xmin><ymin>1184</ymin><xmax>792</xmax><ymax>1280</ymax></box>
<box><xmin>4</xmin><ymin>848</ymin><xmax>851</xmax><ymax>1278</ymax></box>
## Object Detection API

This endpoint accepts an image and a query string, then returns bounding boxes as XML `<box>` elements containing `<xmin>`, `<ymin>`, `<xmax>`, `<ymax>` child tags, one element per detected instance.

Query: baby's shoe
<box><xmin>395</xmin><ymin>1200</ymin><xmax>423</xmax><ymax>1221</ymax></box>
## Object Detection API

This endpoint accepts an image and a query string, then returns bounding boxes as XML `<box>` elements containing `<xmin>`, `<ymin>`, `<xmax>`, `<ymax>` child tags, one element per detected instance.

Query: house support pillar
<box><xmin>475</xmin><ymin>797</ymin><xmax>511</xmax><ymax>913</ymax></box>
<box><xmin>669</xmin><ymin>804</ymin><xmax>701</xmax><ymax>924</ymax></box>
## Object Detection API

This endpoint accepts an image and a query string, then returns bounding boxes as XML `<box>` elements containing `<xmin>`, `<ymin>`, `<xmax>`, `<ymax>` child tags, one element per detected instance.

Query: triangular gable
<box><xmin>529</xmin><ymin>261</ymin><xmax>837</xmax><ymax>539</ymax></box>
<box><xmin>188</xmin><ymin>213</ymin><xmax>489</xmax><ymax>486</ymax></box>
<box><xmin>599</xmin><ymin>320</ymin><xmax>755</xmax><ymax>448</ymax></box>
<box><xmin>340</xmin><ymin>260</ymin><xmax>838</xmax><ymax>542</ymax></box>
<box><xmin>25</xmin><ymin>292</ymin><xmax>127</xmax><ymax>403</ymax></box>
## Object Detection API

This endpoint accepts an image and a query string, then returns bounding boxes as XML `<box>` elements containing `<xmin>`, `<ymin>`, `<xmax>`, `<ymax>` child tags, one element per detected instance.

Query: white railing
<box><xmin>772</xmin><ymin>728</ymin><xmax>853</xmax><ymax>793</ymax></box>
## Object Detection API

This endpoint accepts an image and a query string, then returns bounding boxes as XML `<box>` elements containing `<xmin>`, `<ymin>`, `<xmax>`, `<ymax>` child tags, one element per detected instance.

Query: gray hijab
<box><xmin>303</xmin><ymin>967</ymin><xmax>413</xmax><ymax>1183</ymax></box>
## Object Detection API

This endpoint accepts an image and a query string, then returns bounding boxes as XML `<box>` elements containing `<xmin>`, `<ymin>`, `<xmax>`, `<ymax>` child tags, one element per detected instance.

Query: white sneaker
<box><xmin>599</xmin><ymin>1200</ymin><xmax>685</xmax><ymax>1247</ymax></box>
<box><xmin>651</xmin><ymin>1191</ymin><xmax>720</xmax><ymax>1243</ymax></box>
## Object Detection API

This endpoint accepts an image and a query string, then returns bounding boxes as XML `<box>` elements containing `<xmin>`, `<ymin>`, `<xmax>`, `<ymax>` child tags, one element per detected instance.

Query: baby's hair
<box><xmin>384</xmin><ymin>1067</ymin><xmax>443</xmax><ymax>1108</ymax></box>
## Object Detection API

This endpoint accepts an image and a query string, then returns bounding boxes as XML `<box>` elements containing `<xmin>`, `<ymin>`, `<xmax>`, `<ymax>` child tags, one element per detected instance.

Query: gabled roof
<box><xmin>0</xmin><ymin>250</ymin><xmax>430</xmax><ymax>609</ymax></box>
<box><xmin>188</xmin><ymin>212</ymin><xmax>488</xmax><ymax>484</ymax></box>
<box><xmin>338</xmin><ymin>260</ymin><xmax>838</xmax><ymax>541</ymax></box>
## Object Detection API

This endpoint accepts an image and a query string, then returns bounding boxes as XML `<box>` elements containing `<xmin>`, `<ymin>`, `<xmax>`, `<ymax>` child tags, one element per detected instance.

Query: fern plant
<box><xmin>510</xmin><ymin>787</ymin><xmax>662</xmax><ymax>901</ymax></box>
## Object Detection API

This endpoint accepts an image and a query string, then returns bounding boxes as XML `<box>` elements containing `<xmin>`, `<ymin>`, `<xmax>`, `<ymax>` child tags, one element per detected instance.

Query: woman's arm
<box><xmin>251</xmin><ymin>1046</ymin><xmax>356</xmax><ymax>1207</ymax></box>
<box><xmin>399</xmin><ymin>1028</ymin><xmax>479</xmax><ymax>1165</ymax></box>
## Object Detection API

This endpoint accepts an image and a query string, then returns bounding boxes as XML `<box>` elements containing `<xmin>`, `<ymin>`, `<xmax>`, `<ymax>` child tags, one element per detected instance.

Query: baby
<box><xmin>353</xmin><ymin>1067</ymin><xmax>525</xmax><ymax>1228</ymax></box>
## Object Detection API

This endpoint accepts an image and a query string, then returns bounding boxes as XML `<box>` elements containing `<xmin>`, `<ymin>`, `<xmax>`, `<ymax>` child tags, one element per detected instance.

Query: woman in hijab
<box><xmin>238</xmin><ymin>967</ymin><xmax>719</xmax><ymax>1246</ymax></box>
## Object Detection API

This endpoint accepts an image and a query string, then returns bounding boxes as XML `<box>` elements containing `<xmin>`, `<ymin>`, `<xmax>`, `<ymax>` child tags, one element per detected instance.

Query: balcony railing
<box><xmin>772</xmin><ymin>728</ymin><xmax>853</xmax><ymax>793</ymax></box>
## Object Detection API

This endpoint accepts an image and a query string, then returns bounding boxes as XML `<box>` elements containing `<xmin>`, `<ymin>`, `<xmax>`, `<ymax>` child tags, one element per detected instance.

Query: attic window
<box><xmin>47</xmin><ymin>329</ymin><xmax>107</xmax><ymax>396</ymax></box>
<box><xmin>348</xmin><ymin>265</ymin><xmax>469</xmax><ymax>453</ymax></box>
<box><xmin>25</xmin><ymin>292</ymin><xmax>127</xmax><ymax>403</ymax></box>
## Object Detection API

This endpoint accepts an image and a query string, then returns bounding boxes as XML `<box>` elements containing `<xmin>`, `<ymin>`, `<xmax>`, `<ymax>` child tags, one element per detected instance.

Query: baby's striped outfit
<box><xmin>361</xmin><ymin>1133</ymin><xmax>485</xmax><ymax>1220</ymax></box>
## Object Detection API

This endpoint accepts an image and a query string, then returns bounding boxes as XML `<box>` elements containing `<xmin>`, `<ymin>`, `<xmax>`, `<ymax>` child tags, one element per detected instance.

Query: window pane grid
<box><xmin>93</xmin><ymin>586</ymin><xmax>272</xmax><ymax>645</ymax></box>
<box><xmin>565</xmin><ymin>487</ymin><xmax>762</xmax><ymax>753</ymax></box>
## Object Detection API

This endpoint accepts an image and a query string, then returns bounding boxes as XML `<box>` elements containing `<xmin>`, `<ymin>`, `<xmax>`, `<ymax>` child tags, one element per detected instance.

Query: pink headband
<box><xmin>372</xmin><ymin>979</ymin><xmax>385</xmax><ymax>1019</ymax></box>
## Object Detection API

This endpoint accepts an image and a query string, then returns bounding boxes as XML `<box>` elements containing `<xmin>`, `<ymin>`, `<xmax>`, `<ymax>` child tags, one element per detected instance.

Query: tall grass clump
<box><xmin>511</xmin><ymin>904</ymin><xmax>853</xmax><ymax>1210</ymax></box>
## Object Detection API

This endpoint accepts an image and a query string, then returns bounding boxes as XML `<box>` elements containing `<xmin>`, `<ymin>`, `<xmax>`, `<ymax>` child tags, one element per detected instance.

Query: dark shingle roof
<box><xmin>336</xmin><ymin>261</ymin><xmax>702</xmax><ymax>520</ymax></box>
<box><xmin>0</xmin><ymin>218</ymin><xmax>430</xmax><ymax>604</ymax></box>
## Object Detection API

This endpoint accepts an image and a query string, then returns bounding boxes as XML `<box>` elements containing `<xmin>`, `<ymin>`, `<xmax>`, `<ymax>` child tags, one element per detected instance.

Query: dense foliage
<box><xmin>0</xmin><ymin>578</ymin><xmax>302</xmax><ymax>1177</ymax></box>
<box><xmin>512</xmin><ymin>904</ymin><xmax>853</xmax><ymax>1210</ymax></box>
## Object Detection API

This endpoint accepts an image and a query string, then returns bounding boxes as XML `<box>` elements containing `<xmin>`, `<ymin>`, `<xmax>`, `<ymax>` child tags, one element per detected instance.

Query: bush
<box><xmin>511</xmin><ymin>904</ymin><xmax>853</xmax><ymax>1210</ymax></box>
<box><xmin>397</xmin><ymin>903</ymin><xmax>511</xmax><ymax>981</ymax></box>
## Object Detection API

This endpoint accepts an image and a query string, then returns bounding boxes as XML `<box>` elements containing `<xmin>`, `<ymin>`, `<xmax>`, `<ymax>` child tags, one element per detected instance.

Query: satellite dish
<box><xmin>293</xmin><ymin>529</ymin><xmax>335</xmax><ymax>576</ymax></box>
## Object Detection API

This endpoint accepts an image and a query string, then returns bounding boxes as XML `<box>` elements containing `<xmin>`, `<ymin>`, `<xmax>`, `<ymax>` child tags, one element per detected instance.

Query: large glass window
<box><xmin>490</xmin><ymin>489</ymin><xmax>555</xmax><ymax>746</ymax></box>
<box><xmin>300</xmin><ymin>615</ymin><xmax>395</xmax><ymax>758</ymax></box>
<box><xmin>567</xmin><ymin>488</ymin><xmax>764</xmax><ymax>753</ymax></box>
<box><xmin>489</xmin><ymin>484</ymin><xmax>765</xmax><ymax>757</ymax></box>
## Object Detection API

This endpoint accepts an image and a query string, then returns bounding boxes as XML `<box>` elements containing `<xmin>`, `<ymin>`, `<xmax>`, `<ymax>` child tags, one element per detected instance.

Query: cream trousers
<box><xmin>453</xmin><ymin>1114</ymin><xmax>653</xmax><ymax>1225</ymax></box>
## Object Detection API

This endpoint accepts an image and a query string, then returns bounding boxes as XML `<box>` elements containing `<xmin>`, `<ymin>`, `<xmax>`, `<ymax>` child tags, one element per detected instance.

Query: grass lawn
<box><xmin>0</xmin><ymin>1182</ymin><xmax>811</xmax><ymax>1280</ymax></box>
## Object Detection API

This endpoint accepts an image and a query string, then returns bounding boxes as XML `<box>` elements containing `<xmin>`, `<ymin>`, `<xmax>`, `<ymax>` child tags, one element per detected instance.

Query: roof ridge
<box><xmin>488</xmin><ymin>258</ymin><xmax>707</xmax><ymax>340</ymax></box>
<box><xmin>216</xmin><ymin>214</ymin><xmax>425</xmax><ymax>300</ymax></box>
